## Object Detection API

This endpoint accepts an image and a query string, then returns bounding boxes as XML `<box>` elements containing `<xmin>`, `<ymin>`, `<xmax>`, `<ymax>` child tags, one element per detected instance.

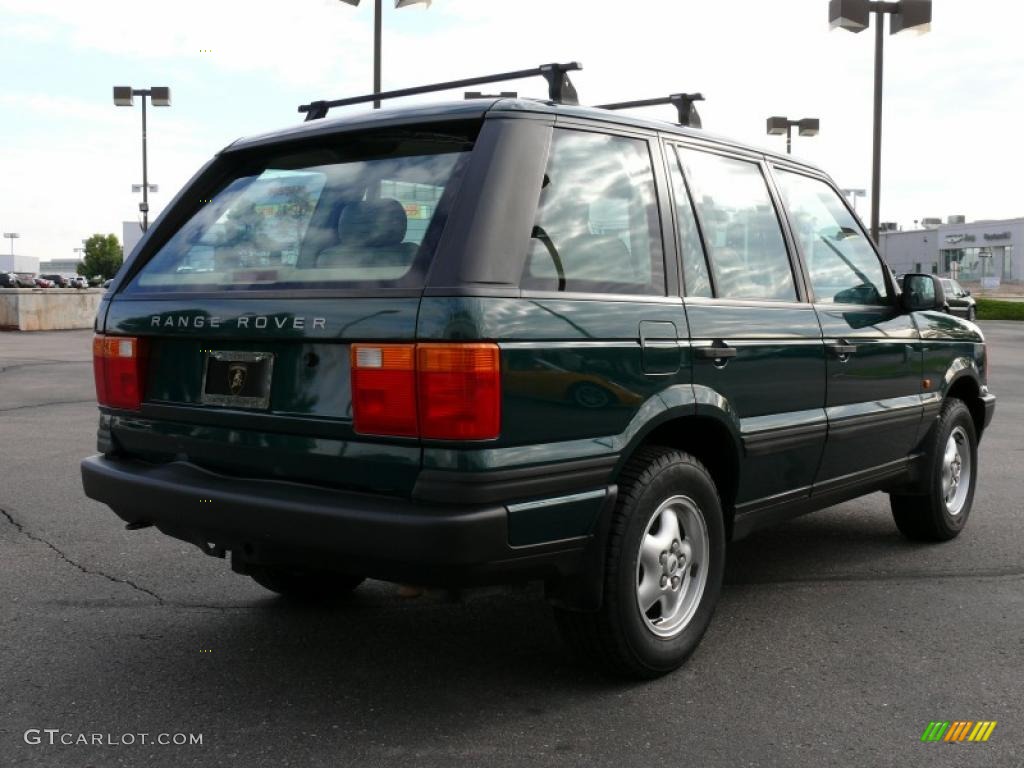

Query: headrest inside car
<box><xmin>337</xmin><ymin>199</ymin><xmax>408</xmax><ymax>247</ymax></box>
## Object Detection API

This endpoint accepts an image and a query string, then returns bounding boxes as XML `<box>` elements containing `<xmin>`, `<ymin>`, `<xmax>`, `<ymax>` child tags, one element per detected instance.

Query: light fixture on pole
<box><xmin>766</xmin><ymin>116</ymin><xmax>819</xmax><ymax>155</ymax></box>
<box><xmin>841</xmin><ymin>187</ymin><xmax>867</xmax><ymax>213</ymax></box>
<box><xmin>338</xmin><ymin>0</ymin><xmax>432</xmax><ymax>109</ymax></box>
<box><xmin>3</xmin><ymin>232</ymin><xmax>19</xmax><ymax>258</ymax></box>
<box><xmin>829</xmin><ymin>0</ymin><xmax>932</xmax><ymax>243</ymax></box>
<box><xmin>113</xmin><ymin>86</ymin><xmax>171</xmax><ymax>232</ymax></box>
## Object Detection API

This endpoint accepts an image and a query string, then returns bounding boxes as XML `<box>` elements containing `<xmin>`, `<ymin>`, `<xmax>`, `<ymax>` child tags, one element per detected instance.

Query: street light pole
<box><xmin>339</xmin><ymin>0</ymin><xmax>432</xmax><ymax>109</ymax></box>
<box><xmin>113</xmin><ymin>86</ymin><xmax>170</xmax><ymax>233</ymax></box>
<box><xmin>3</xmin><ymin>233</ymin><xmax>18</xmax><ymax>258</ymax></box>
<box><xmin>829</xmin><ymin>0</ymin><xmax>932</xmax><ymax>244</ymax></box>
<box><xmin>374</xmin><ymin>0</ymin><xmax>383</xmax><ymax>108</ymax></box>
<box><xmin>141</xmin><ymin>93</ymin><xmax>149</xmax><ymax>230</ymax></box>
<box><xmin>766</xmin><ymin>116</ymin><xmax>819</xmax><ymax>155</ymax></box>
<box><xmin>871</xmin><ymin>14</ymin><xmax>885</xmax><ymax>246</ymax></box>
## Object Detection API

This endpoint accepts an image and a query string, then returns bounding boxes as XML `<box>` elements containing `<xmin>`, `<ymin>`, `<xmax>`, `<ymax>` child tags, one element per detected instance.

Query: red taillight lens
<box><xmin>350</xmin><ymin>344</ymin><xmax>418</xmax><ymax>437</ymax></box>
<box><xmin>350</xmin><ymin>342</ymin><xmax>501</xmax><ymax>440</ymax></box>
<box><xmin>418</xmin><ymin>344</ymin><xmax>500</xmax><ymax>440</ymax></box>
<box><xmin>92</xmin><ymin>335</ymin><xmax>146</xmax><ymax>410</ymax></box>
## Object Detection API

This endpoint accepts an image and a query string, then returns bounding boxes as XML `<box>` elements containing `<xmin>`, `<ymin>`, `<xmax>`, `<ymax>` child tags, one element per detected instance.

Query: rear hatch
<box><xmin>98</xmin><ymin>121</ymin><xmax>479</xmax><ymax>497</ymax></box>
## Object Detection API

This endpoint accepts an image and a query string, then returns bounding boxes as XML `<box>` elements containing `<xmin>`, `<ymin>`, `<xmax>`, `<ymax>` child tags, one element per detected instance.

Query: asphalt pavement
<box><xmin>1</xmin><ymin>325</ymin><xmax>1022</xmax><ymax>768</ymax></box>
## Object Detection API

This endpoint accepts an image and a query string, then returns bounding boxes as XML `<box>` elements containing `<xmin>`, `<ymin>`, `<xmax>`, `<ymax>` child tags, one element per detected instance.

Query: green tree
<box><xmin>77</xmin><ymin>234</ymin><xmax>123</xmax><ymax>281</ymax></box>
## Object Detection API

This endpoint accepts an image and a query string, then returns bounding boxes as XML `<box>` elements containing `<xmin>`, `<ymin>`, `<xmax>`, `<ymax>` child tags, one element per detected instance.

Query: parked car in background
<box><xmin>13</xmin><ymin>273</ymin><xmax>36</xmax><ymax>288</ymax></box>
<box><xmin>33</xmin><ymin>277</ymin><xmax>55</xmax><ymax>288</ymax></box>
<box><xmin>942</xmin><ymin>278</ymin><xmax>977</xmax><ymax>321</ymax></box>
<box><xmin>40</xmin><ymin>274</ymin><xmax>70</xmax><ymax>288</ymax></box>
<box><xmin>70</xmin><ymin>276</ymin><xmax>89</xmax><ymax>289</ymax></box>
<box><xmin>0</xmin><ymin>272</ymin><xmax>18</xmax><ymax>288</ymax></box>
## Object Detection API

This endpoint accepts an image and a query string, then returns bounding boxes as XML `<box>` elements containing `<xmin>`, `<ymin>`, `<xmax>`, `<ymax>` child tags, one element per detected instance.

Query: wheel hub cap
<box><xmin>941</xmin><ymin>426</ymin><xmax>972</xmax><ymax>516</ymax></box>
<box><xmin>635</xmin><ymin>495</ymin><xmax>709</xmax><ymax>638</ymax></box>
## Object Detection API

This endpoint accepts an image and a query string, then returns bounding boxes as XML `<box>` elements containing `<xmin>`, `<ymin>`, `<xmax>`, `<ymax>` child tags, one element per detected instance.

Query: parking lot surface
<box><xmin>1</xmin><ymin>325</ymin><xmax>1022</xmax><ymax>767</ymax></box>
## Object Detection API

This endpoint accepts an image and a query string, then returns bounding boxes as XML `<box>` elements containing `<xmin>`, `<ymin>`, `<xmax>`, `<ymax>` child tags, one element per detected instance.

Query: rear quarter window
<box><xmin>124</xmin><ymin>126</ymin><xmax>475</xmax><ymax>294</ymax></box>
<box><xmin>521</xmin><ymin>129</ymin><xmax>665</xmax><ymax>296</ymax></box>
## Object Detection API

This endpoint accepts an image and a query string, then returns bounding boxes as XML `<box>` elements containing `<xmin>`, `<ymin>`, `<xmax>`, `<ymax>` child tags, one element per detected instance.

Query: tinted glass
<box><xmin>775</xmin><ymin>169</ymin><xmax>888</xmax><ymax>306</ymax></box>
<box><xmin>668</xmin><ymin>146</ymin><xmax>712</xmax><ymax>297</ymax></box>
<box><xmin>522</xmin><ymin>129</ymin><xmax>664</xmax><ymax>295</ymax></box>
<box><xmin>678</xmin><ymin>149</ymin><xmax>795</xmax><ymax>301</ymax></box>
<box><xmin>126</xmin><ymin>127</ymin><xmax>474</xmax><ymax>293</ymax></box>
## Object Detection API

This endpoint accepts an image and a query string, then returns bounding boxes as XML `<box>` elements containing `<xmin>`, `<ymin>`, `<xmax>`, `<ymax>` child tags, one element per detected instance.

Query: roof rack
<box><xmin>464</xmin><ymin>91</ymin><xmax>518</xmax><ymax>100</ymax></box>
<box><xmin>299</xmin><ymin>62</ymin><xmax>581</xmax><ymax>121</ymax></box>
<box><xmin>596</xmin><ymin>93</ymin><xmax>705</xmax><ymax>129</ymax></box>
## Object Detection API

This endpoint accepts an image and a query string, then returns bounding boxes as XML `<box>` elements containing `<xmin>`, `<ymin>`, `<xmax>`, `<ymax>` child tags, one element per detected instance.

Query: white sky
<box><xmin>1</xmin><ymin>0</ymin><xmax>1022</xmax><ymax>261</ymax></box>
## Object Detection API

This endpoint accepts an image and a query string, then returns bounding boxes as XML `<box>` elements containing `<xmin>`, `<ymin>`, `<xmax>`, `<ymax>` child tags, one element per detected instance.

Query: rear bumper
<box><xmin>81</xmin><ymin>454</ymin><xmax>607</xmax><ymax>588</ymax></box>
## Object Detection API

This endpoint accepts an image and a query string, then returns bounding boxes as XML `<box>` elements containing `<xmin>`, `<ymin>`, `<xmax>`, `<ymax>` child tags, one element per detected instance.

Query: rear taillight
<box><xmin>93</xmin><ymin>335</ymin><xmax>147</xmax><ymax>410</ymax></box>
<box><xmin>418</xmin><ymin>344</ymin><xmax>500</xmax><ymax>440</ymax></box>
<box><xmin>350</xmin><ymin>344</ymin><xmax>418</xmax><ymax>437</ymax></box>
<box><xmin>351</xmin><ymin>342</ymin><xmax>501</xmax><ymax>440</ymax></box>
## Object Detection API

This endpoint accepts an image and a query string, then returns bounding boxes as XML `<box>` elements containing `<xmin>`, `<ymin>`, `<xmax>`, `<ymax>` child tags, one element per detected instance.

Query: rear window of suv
<box><xmin>125</xmin><ymin>125</ymin><xmax>476</xmax><ymax>294</ymax></box>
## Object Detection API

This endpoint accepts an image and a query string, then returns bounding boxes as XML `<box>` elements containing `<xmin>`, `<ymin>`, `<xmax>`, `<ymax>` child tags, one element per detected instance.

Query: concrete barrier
<box><xmin>0</xmin><ymin>289</ymin><xmax>103</xmax><ymax>331</ymax></box>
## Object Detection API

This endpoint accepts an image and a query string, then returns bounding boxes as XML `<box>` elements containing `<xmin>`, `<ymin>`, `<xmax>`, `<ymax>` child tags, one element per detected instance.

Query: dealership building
<box><xmin>879</xmin><ymin>216</ymin><xmax>1022</xmax><ymax>288</ymax></box>
<box><xmin>0</xmin><ymin>254</ymin><xmax>40</xmax><ymax>274</ymax></box>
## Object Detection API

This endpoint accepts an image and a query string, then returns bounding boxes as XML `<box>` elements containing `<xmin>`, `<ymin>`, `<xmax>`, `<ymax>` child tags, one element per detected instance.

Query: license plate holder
<box><xmin>200</xmin><ymin>350</ymin><xmax>275</xmax><ymax>410</ymax></box>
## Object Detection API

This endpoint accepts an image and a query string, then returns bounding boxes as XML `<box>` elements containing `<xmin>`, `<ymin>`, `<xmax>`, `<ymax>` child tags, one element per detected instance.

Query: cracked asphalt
<box><xmin>1</xmin><ymin>325</ymin><xmax>1022</xmax><ymax>768</ymax></box>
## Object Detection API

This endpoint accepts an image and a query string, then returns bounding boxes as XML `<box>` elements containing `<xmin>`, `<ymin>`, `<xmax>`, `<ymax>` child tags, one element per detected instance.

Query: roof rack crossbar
<box><xmin>596</xmin><ymin>93</ymin><xmax>705</xmax><ymax>128</ymax></box>
<box><xmin>299</xmin><ymin>62</ymin><xmax>581</xmax><ymax>121</ymax></box>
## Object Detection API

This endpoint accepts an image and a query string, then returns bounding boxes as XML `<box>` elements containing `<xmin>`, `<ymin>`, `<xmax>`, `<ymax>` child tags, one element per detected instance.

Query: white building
<box><xmin>123</xmin><ymin>221</ymin><xmax>144</xmax><ymax>258</ymax></box>
<box><xmin>880</xmin><ymin>216</ymin><xmax>1022</xmax><ymax>288</ymax></box>
<box><xmin>38</xmin><ymin>258</ymin><xmax>84</xmax><ymax>275</ymax></box>
<box><xmin>0</xmin><ymin>254</ymin><xmax>40</xmax><ymax>274</ymax></box>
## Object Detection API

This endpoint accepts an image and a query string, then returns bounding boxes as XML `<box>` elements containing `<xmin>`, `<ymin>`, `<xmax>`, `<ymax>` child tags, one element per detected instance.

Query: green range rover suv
<box><xmin>82</xmin><ymin>66</ymin><xmax>995</xmax><ymax>678</ymax></box>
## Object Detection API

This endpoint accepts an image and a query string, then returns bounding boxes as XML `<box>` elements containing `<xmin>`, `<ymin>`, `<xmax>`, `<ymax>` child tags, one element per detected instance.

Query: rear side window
<box><xmin>774</xmin><ymin>169</ymin><xmax>888</xmax><ymax>305</ymax></box>
<box><xmin>125</xmin><ymin>126</ymin><xmax>474</xmax><ymax>293</ymax></box>
<box><xmin>678</xmin><ymin>148</ymin><xmax>796</xmax><ymax>302</ymax></box>
<box><xmin>522</xmin><ymin>129</ymin><xmax>664</xmax><ymax>295</ymax></box>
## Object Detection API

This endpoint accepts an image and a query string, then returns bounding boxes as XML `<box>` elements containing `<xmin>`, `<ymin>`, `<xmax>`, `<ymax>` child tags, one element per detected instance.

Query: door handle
<box><xmin>827</xmin><ymin>343</ymin><xmax>858</xmax><ymax>358</ymax></box>
<box><xmin>694</xmin><ymin>344</ymin><xmax>737</xmax><ymax>360</ymax></box>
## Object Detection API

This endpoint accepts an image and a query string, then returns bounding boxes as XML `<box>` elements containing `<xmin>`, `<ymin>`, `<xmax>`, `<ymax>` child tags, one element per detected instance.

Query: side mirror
<box><xmin>964</xmin><ymin>288</ymin><xmax>971</xmax><ymax>296</ymax></box>
<box><xmin>900</xmin><ymin>273</ymin><xmax>946</xmax><ymax>312</ymax></box>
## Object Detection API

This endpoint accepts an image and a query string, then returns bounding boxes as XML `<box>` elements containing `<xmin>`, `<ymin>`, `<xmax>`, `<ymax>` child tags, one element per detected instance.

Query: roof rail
<box><xmin>596</xmin><ymin>93</ymin><xmax>705</xmax><ymax>129</ymax></box>
<box><xmin>299</xmin><ymin>62</ymin><xmax>581</xmax><ymax>121</ymax></box>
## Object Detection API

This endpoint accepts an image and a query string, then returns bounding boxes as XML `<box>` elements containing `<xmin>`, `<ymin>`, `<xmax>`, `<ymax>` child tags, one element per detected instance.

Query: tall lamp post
<box><xmin>841</xmin><ymin>187</ymin><xmax>867</xmax><ymax>213</ymax></box>
<box><xmin>338</xmin><ymin>0</ymin><xmax>433</xmax><ymax>109</ymax></box>
<box><xmin>829</xmin><ymin>0</ymin><xmax>932</xmax><ymax>243</ymax></box>
<box><xmin>3</xmin><ymin>232</ymin><xmax>19</xmax><ymax>258</ymax></box>
<box><xmin>766</xmin><ymin>116</ymin><xmax>819</xmax><ymax>154</ymax></box>
<box><xmin>113</xmin><ymin>86</ymin><xmax>171</xmax><ymax>232</ymax></box>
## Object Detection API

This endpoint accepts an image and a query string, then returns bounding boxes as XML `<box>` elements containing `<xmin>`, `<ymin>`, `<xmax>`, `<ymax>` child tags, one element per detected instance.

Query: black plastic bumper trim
<box><xmin>413</xmin><ymin>455</ymin><xmax>618</xmax><ymax>504</ymax></box>
<box><xmin>81</xmin><ymin>455</ymin><xmax>590</xmax><ymax>585</ymax></box>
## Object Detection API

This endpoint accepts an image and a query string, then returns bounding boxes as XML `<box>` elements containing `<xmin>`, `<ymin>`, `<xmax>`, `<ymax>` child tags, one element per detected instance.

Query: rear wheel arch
<box><xmin>615</xmin><ymin>414</ymin><xmax>741</xmax><ymax>540</ymax></box>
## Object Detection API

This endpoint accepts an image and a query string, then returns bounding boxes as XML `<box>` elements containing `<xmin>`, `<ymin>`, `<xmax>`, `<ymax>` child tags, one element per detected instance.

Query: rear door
<box><xmin>772</xmin><ymin>166</ymin><xmax>921</xmax><ymax>487</ymax></box>
<box><xmin>103</xmin><ymin>124</ymin><xmax>477</xmax><ymax>496</ymax></box>
<box><xmin>668</xmin><ymin>144</ymin><xmax>827</xmax><ymax>514</ymax></box>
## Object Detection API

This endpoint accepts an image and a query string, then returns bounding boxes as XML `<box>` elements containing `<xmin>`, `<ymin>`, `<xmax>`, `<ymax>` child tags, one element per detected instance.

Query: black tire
<box><xmin>248</xmin><ymin>565</ymin><xmax>364</xmax><ymax>600</ymax></box>
<box><xmin>890</xmin><ymin>398</ymin><xmax>977</xmax><ymax>542</ymax></box>
<box><xmin>554</xmin><ymin>446</ymin><xmax>725</xmax><ymax>678</ymax></box>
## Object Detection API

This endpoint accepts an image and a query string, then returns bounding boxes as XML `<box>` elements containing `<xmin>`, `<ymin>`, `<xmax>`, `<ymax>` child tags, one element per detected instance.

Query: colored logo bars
<box><xmin>921</xmin><ymin>721</ymin><xmax>997</xmax><ymax>743</ymax></box>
